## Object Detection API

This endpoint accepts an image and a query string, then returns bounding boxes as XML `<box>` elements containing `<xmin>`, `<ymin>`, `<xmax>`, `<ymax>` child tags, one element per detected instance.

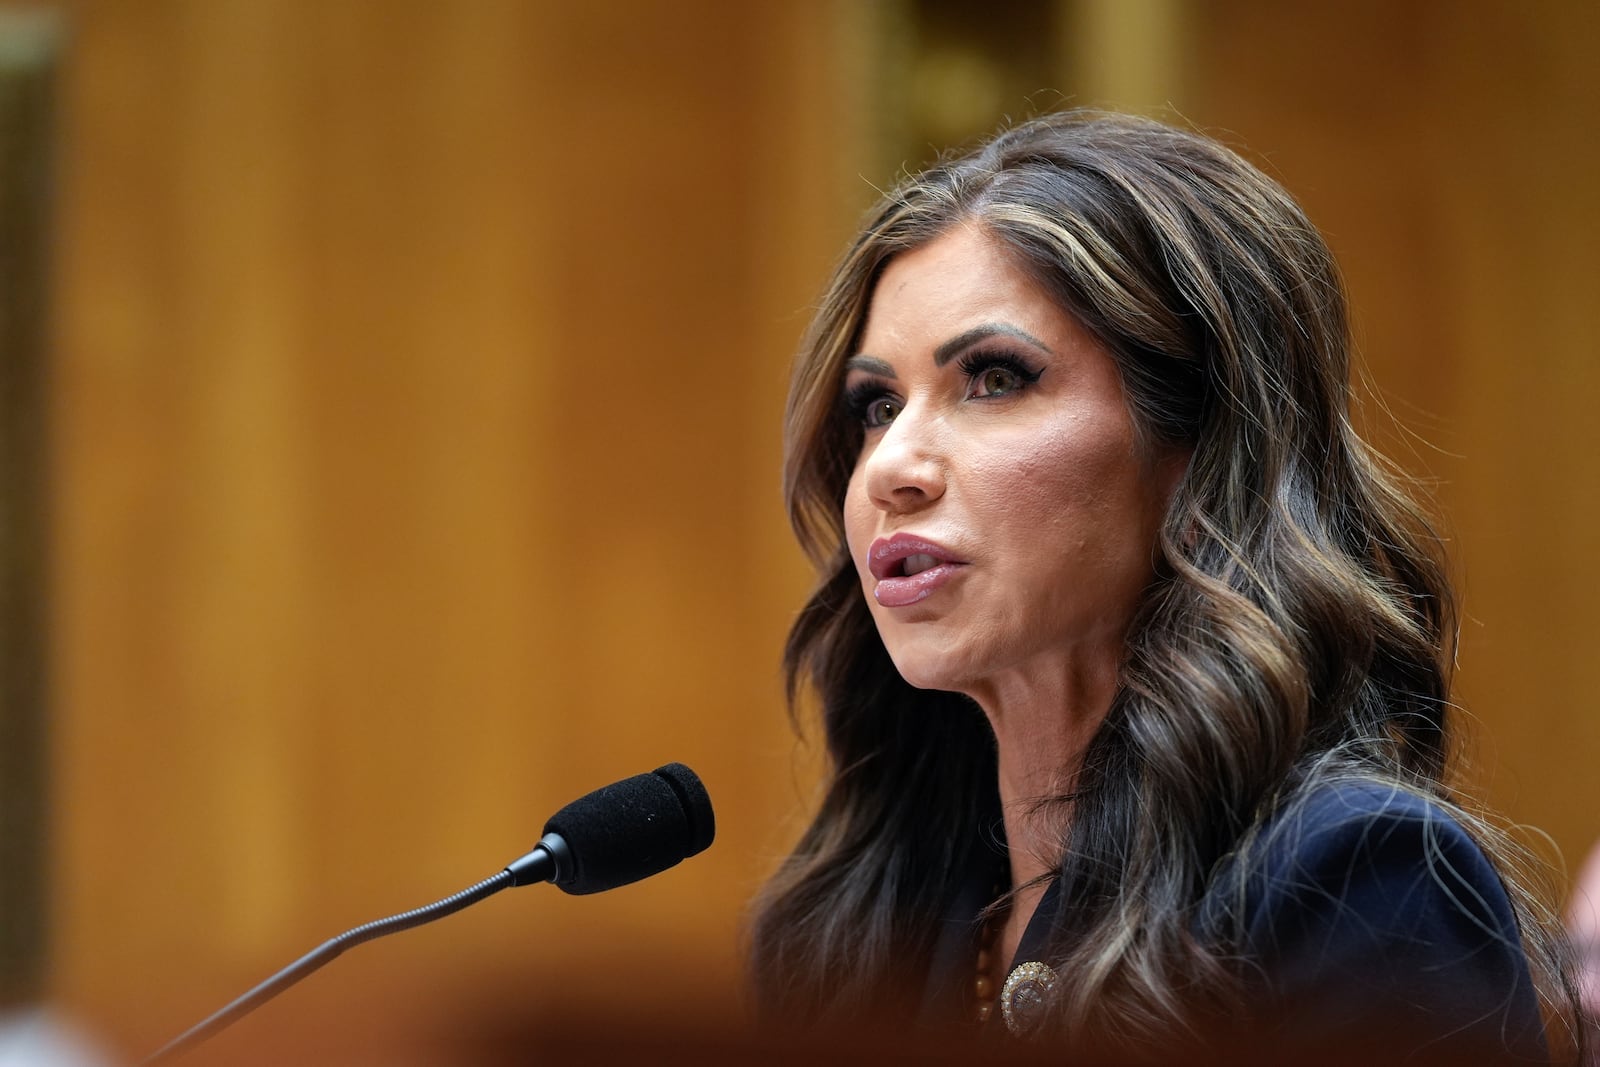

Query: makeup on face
<box><xmin>841</xmin><ymin>226</ymin><xmax>1175</xmax><ymax>700</ymax></box>
<box><xmin>866</xmin><ymin>532</ymin><xmax>969</xmax><ymax>607</ymax></box>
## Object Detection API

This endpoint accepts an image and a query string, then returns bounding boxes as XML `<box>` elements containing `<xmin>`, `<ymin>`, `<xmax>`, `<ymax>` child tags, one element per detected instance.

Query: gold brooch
<box><xmin>999</xmin><ymin>960</ymin><xmax>1058</xmax><ymax>1036</ymax></box>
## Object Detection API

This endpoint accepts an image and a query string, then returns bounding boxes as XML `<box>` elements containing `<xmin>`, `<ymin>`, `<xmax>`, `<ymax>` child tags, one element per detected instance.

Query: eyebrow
<box><xmin>844</xmin><ymin>322</ymin><xmax>1054</xmax><ymax>379</ymax></box>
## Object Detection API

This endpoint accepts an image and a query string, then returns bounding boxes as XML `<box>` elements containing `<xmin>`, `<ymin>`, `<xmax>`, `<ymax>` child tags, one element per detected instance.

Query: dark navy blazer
<box><xmin>920</xmin><ymin>781</ymin><xmax>1549</xmax><ymax>1062</ymax></box>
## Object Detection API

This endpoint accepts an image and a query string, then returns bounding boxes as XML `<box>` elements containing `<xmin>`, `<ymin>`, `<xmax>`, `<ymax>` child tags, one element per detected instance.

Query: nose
<box><xmin>861</xmin><ymin>404</ymin><xmax>947</xmax><ymax>513</ymax></box>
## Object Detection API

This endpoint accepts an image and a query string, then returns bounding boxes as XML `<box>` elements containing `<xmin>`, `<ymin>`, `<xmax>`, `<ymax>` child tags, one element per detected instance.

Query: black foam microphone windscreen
<box><xmin>540</xmin><ymin>762</ymin><xmax>715</xmax><ymax>895</ymax></box>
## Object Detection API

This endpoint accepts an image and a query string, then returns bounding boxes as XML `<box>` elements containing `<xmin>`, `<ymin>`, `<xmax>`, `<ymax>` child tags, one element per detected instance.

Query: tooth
<box><xmin>903</xmin><ymin>553</ymin><xmax>937</xmax><ymax>577</ymax></box>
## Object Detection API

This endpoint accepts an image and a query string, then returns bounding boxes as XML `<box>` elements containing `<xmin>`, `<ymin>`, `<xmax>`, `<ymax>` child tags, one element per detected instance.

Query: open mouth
<box><xmin>867</xmin><ymin>536</ymin><xmax>966</xmax><ymax>581</ymax></box>
<box><xmin>866</xmin><ymin>536</ymin><xmax>968</xmax><ymax>607</ymax></box>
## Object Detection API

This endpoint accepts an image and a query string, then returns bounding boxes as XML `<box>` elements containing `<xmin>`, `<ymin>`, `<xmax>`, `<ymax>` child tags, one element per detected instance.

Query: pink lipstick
<box><xmin>867</xmin><ymin>534</ymin><xmax>968</xmax><ymax>607</ymax></box>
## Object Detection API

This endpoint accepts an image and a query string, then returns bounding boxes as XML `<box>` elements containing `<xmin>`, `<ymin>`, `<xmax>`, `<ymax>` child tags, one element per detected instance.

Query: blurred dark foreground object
<box><xmin>449</xmin><ymin>1011</ymin><xmax>1555</xmax><ymax>1067</ymax></box>
<box><xmin>134</xmin><ymin>979</ymin><xmax>1555</xmax><ymax>1067</ymax></box>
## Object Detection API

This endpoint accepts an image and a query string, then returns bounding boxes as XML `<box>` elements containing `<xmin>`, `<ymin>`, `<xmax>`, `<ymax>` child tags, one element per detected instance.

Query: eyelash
<box><xmin>842</xmin><ymin>349</ymin><xmax>1045</xmax><ymax>429</ymax></box>
<box><xmin>955</xmin><ymin>350</ymin><xmax>1044</xmax><ymax>397</ymax></box>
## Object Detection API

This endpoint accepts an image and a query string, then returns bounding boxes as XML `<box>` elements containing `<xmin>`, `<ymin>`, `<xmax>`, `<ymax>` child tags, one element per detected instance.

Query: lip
<box><xmin>866</xmin><ymin>534</ymin><xmax>969</xmax><ymax>608</ymax></box>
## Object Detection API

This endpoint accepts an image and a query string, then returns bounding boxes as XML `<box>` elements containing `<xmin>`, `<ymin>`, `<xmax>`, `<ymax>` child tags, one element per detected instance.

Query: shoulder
<box><xmin>1245</xmin><ymin>779</ymin><xmax>1504</xmax><ymax>912</ymax></box>
<box><xmin>1205</xmin><ymin>779</ymin><xmax>1548</xmax><ymax>1063</ymax></box>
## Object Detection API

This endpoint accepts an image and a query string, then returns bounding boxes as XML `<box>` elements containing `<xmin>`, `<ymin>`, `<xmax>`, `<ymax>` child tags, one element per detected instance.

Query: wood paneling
<box><xmin>49</xmin><ymin>1</ymin><xmax>860</xmax><ymax>1056</ymax></box>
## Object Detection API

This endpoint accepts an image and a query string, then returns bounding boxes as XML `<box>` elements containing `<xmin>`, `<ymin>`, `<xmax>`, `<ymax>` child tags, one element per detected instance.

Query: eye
<box><xmin>863</xmin><ymin>397</ymin><xmax>901</xmax><ymax>427</ymax></box>
<box><xmin>970</xmin><ymin>365</ymin><xmax>1023</xmax><ymax>398</ymax></box>
<box><xmin>957</xmin><ymin>351</ymin><xmax>1043</xmax><ymax>400</ymax></box>
<box><xmin>843</xmin><ymin>381</ymin><xmax>902</xmax><ymax>428</ymax></box>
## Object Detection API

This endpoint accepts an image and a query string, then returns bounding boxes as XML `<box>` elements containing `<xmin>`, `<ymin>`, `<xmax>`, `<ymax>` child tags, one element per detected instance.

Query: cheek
<box><xmin>968</xmin><ymin>420</ymin><xmax>1117</xmax><ymax>519</ymax></box>
<box><xmin>842</xmin><ymin>467</ymin><xmax>874</xmax><ymax>575</ymax></box>
<box><xmin>965</xmin><ymin>417</ymin><xmax>1158</xmax><ymax>572</ymax></box>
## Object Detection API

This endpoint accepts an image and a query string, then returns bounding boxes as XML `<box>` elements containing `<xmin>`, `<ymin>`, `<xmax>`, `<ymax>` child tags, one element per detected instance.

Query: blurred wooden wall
<box><xmin>49</xmin><ymin>1</ymin><xmax>861</xmax><ymax>1058</ymax></box>
<box><xmin>40</xmin><ymin>0</ymin><xmax>1600</xmax><ymax>1060</ymax></box>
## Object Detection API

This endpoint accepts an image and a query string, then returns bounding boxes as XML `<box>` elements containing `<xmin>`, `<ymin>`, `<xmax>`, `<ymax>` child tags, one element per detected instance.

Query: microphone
<box><xmin>509</xmin><ymin>760</ymin><xmax>716</xmax><ymax>894</ymax></box>
<box><xmin>144</xmin><ymin>763</ymin><xmax>713</xmax><ymax>1064</ymax></box>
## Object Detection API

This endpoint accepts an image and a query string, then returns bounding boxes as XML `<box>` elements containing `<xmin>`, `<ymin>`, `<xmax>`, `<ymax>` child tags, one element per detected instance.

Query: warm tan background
<box><xmin>15</xmin><ymin>0</ymin><xmax>1599</xmax><ymax>1060</ymax></box>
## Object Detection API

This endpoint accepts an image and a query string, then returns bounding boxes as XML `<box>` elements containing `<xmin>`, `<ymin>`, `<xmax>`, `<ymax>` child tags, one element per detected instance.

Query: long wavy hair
<box><xmin>748</xmin><ymin>111</ymin><xmax>1575</xmax><ymax>1056</ymax></box>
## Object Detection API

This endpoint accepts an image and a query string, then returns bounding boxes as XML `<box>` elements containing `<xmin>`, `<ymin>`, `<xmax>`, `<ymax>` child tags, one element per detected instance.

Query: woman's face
<box><xmin>842</xmin><ymin>224</ymin><xmax>1180</xmax><ymax>704</ymax></box>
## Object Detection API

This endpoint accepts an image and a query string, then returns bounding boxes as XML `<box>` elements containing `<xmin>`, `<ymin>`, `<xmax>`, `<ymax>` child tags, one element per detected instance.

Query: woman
<box><xmin>749</xmin><ymin>112</ymin><xmax>1577</xmax><ymax>1062</ymax></box>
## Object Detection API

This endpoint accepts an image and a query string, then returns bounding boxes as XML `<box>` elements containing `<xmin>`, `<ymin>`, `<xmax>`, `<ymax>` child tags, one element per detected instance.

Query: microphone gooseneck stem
<box><xmin>142</xmin><ymin>868</ymin><xmax>519</xmax><ymax>1064</ymax></box>
<box><xmin>138</xmin><ymin>762</ymin><xmax>708</xmax><ymax>1063</ymax></box>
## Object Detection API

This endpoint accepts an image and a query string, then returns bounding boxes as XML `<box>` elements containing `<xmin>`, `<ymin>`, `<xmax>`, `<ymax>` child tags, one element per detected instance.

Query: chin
<box><xmin>883</xmin><ymin>638</ymin><xmax>977</xmax><ymax>694</ymax></box>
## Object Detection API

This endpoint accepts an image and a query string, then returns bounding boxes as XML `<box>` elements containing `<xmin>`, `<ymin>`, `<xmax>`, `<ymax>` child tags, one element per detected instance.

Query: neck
<box><xmin>968</xmin><ymin>650</ymin><xmax>1120</xmax><ymax>958</ymax></box>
